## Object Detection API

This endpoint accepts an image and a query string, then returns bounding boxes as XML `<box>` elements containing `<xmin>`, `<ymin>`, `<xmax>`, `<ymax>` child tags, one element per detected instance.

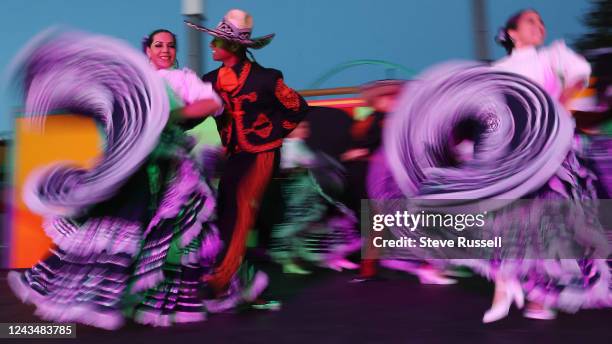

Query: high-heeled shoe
<box><xmin>380</xmin><ymin>260</ymin><xmax>457</xmax><ymax>285</ymax></box>
<box><xmin>415</xmin><ymin>268</ymin><xmax>458</xmax><ymax>285</ymax></box>
<box><xmin>333</xmin><ymin>258</ymin><xmax>359</xmax><ymax>270</ymax></box>
<box><xmin>482</xmin><ymin>279</ymin><xmax>524</xmax><ymax>323</ymax></box>
<box><xmin>322</xmin><ymin>257</ymin><xmax>359</xmax><ymax>271</ymax></box>
<box><xmin>523</xmin><ymin>303</ymin><xmax>557</xmax><ymax>320</ymax></box>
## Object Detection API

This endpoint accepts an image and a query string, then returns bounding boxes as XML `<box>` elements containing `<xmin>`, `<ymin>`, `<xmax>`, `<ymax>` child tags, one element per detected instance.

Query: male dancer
<box><xmin>186</xmin><ymin>9</ymin><xmax>308</xmax><ymax>311</ymax></box>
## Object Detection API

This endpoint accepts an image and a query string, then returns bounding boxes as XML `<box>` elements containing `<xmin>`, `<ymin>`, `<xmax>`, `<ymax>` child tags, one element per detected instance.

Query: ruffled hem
<box><xmin>42</xmin><ymin>217</ymin><xmax>142</xmax><ymax>257</ymax></box>
<box><xmin>131</xmin><ymin>157</ymin><xmax>217</xmax><ymax>290</ymax></box>
<box><xmin>130</xmin><ymin>270</ymin><xmax>165</xmax><ymax>294</ymax></box>
<box><xmin>450</xmin><ymin>259</ymin><xmax>612</xmax><ymax>313</ymax></box>
<box><xmin>7</xmin><ymin>271</ymin><xmax>46</xmax><ymax>305</ymax></box>
<box><xmin>145</xmin><ymin>159</ymin><xmax>214</xmax><ymax>237</ymax></box>
<box><xmin>34</xmin><ymin>302</ymin><xmax>124</xmax><ymax>331</ymax></box>
<box><xmin>134</xmin><ymin>309</ymin><xmax>206</xmax><ymax>327</ymax></box>
<box><xmin>526</xmin><ymin>260</ymin><xmax>612</xmax><ymax>312</ymax></box>
<box><xmin>8</xmin><ymin>271</ymin><xmax>124</xmax><ymax>330</ymax></box>
<box><xmin>200</xmin><ymin>225</ymin><xmax>222</xmax><ymax>263</ymax></box>
<box><xmin>13</xmin><ymin>148</ymin><xmax>219</xmax><ymax>329</ymax></box>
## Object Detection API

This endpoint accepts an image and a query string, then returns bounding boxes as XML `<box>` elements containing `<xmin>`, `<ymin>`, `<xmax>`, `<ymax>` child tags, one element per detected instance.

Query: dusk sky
<box><xmin>0</xmin><ymin>0</ymin><xmax>592</xmax><ymax>132</ymax></box>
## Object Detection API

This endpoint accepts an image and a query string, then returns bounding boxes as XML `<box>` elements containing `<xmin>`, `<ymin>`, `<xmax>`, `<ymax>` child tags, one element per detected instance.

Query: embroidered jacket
<box><xmin>202</xmin><ymin>61</ymin><xmax>308</xmax><ymax>154</ymax></box>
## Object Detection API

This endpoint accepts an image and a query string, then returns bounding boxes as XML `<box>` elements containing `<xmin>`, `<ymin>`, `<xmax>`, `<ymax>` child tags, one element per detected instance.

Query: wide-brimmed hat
<box><xmin>359</xmin><ymin>79</ymin><xmax>407</xmax><ymax>105</ymax></box>
<box><xmin>185</xmin><ymin>9</ymin><xmax>274</xmax><ymax>49</ymax></box>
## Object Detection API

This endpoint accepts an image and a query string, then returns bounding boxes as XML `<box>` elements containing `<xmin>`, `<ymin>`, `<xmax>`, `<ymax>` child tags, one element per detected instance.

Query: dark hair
<box><xmin>142</xmin><ymin>29</ymin><xmax>177</xmax><ymax>53</ymax></box>
<box><xmin>211</xmin><ymin>37</ymin><xmax>256</xmax><ymax>63</ymax></box>
<box><xmin>229</xmin><ymin>41</ymin><xmax>247</xmax><ymax>59</ymax></box>
<box><xmin>495</xmin><ymin>9</ymin><xmax>539</xmax><ymax>55</ymax></box>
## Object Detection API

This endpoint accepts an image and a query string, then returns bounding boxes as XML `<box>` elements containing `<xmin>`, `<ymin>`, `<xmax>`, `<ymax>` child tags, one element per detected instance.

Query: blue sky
<box><xmin>0</xmin><ymin>0</ymin><xmax>592</xmax><ymax>132</ymax></box>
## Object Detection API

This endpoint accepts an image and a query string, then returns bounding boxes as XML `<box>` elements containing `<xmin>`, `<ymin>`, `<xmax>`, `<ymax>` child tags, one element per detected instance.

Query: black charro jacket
<box><xmin>202</xmin><ymin>61</ymin><xmax>308</xmax><ymax>154</ymax></box>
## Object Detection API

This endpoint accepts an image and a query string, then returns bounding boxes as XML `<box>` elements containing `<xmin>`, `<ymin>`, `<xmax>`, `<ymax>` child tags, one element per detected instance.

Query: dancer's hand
<box><xmin>171</xmin><ymin>98</ymin><xmax>222</xmax><ymax>120</ymax></box>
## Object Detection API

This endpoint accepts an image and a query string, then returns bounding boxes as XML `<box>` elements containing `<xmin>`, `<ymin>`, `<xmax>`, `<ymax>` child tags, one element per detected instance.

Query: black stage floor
<box><xmin>1</xmin><ymin>265</ymin><xmax>611</xmax><ymax>344</ymax></box>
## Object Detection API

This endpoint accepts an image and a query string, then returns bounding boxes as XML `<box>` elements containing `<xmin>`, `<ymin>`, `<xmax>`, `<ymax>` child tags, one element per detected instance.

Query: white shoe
<box><xmin>416</xmin><ymin>269</ymin><xmax>458</xmax><ymax>285</ymax></box>
<box><xmin>482</xmin><ymin>279</ymin><xmax>524</xmax><ymax>323</ymax></box>
<box><xmin>332</xmin><ymin>258</ymin><xmax>359</xmax><ymax>270</ymax></box>
<box><xmin>524</xmin><ymin>304</ymin><xmax>557</xmax><ymax>320</ymax></box>
<box><xmin>321</xmin><ymin>258</ymin><xmax>358</xmax><ymax>271</ymax></box>
<box><xmin>380</xmin><ymin>260</ymin><xmax>457</xmax><ymax>285</ymax></box>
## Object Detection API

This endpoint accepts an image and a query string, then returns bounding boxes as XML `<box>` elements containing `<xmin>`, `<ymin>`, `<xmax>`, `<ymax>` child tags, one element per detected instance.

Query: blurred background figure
<box><xmin>347</xmin><ymin>79</ymin><xmax>402</xmax><ymax>281</ymax></box>
<box><xmin>351</xmin><ymin>80</ymin><xmax>458</xmax><ymax>285</ymax></box>
<box><xmin>269</xmin><ymin>119</ymin><xmax>360</xmax><ymax>274</ymax></box>
<box><xmin>573</xmin><ymin>49</ymin><xmax>612</xmax><ymax>200</ymax></box>
<box><xmin>343</xmin><ymin>79</ymin><xmax>405</xmax><ymax>205</ymax></box>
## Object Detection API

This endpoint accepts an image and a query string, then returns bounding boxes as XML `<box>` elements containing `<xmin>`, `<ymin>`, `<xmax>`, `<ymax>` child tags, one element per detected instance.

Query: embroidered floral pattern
<box><xmin>275</xmin><ymin>78</ymin><xmax>301</xmax><ymax>111</ymax></box>
<box><xmin>245</xmin><ymin>114</ymin><xmax>273</xmax><ymax>138</ymax></box>
<box><xmin>282</xmin><ymin>120</ymin><xmax>298</xmax><ymax>130</ymax></box>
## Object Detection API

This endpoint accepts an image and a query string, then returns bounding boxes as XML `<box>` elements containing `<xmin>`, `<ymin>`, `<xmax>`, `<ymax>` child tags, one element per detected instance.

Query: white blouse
<box><xmin>157</xmin><ymin>67</ymin><xmax>224</xmax><ymax>117</ymax></box>
<box><xmin>493</xmin><ymin>40</ymin><xmax>591</xmax><ymax>101</ymax></box>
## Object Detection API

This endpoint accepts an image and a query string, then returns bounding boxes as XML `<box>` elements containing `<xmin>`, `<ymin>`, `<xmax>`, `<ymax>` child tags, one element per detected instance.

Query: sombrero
<box><xmin>185</xmin><ymin>9</ymin><xmax>274</xmax><ymax>49</ymax></box>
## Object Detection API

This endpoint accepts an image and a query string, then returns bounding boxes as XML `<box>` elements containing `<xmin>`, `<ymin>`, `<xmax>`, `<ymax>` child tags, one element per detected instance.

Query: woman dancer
<box><xmin>7</xmin><ymin>29</ymin><xmax>222</xmax><ymax>329</ymax></box>
<box><xmin>494</xmin><ymin>10</ymin><xmax>590</xmax><ymax>107</ymax></box>
<box><xmin>375</xmin><ymin>60</ymin><xmax>611</xmax><ymax>324</ymax></box>
<box><xmin>356</xmin><ymin>80</ymin><xmax>457</xmax><ymax>284</ymax></box>
<box><xmin>380</xmin><ymin>9</ymin><xmax>604</xmax><ymax>322</ymax></box>
<box><xmin>144</xmin><ymin>29</ymin><xmax>224</xmax><ymax>131</ymax></box>
<box><xmin>487</xmin><ymin>9</ymin><xmax>601</xmax><ymax>321</ymax></box>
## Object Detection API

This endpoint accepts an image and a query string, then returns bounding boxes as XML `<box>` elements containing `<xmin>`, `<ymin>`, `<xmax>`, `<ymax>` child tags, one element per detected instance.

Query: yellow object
<box><xmin>10</xmin><ymin>115</ymin><xmax>102</xmax><ymax>268</ymax></box>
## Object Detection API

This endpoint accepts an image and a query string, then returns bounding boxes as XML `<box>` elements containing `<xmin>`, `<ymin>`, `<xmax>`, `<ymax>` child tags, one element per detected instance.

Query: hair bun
<box><xmin>495</xmin><ymin>27</ymin><xmax>508</xmax><ymax>44</ymax></box>
<box><xmin>141</xmin><ymin>36</ymin><xmax>150</xmax><ymax>53</ymax></box>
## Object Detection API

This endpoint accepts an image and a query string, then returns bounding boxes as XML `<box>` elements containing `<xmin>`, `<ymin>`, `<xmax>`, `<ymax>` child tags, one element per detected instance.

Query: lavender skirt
<box><xmin>366</xmin><ymin>62</ymin><xmax>612</xmax><ymax>313</ymax></box>
<box><xmin>8</xmin><ymin>129</ymin><xmax>220</xmax><ymax>330</ymax></box>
